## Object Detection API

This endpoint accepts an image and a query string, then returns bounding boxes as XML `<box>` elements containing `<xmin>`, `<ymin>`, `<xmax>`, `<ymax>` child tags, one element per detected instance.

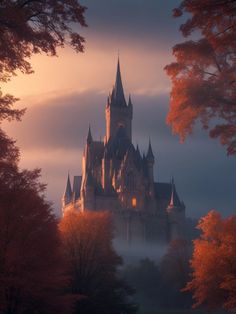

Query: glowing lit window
<box><xmin>132</xmin><ymin>197</ymin><xmax>137</xmax><ymax>207</ymax></box>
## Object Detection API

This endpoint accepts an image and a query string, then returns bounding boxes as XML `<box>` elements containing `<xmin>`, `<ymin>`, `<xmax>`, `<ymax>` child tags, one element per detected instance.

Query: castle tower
<box><xmin>146</xmin><ymin>139</ymin><xmax>155</xmax><ymax>198</ymax></box>
<box><xmin>81</xmin><ymin>170</ymin><xmax>95</xmax><ymax>211</ymax></box>
<box><xmin>106</xmin><ymin>58</ymin><xmax>133</xmax><ymax>141</ymax></box>
<box><xmin>62</xmin><ymin>173</ymin><xmax>72</xmax><ymax>209</ymax></box>
<box><xmin>167</xmin><ymin>178</ymin><xmax>185</xmax><ymax>240</ymax></box>
<box><xmin>81</xmin><ymin>126</ymin><xmax>93</xmax><ymax>185</ymax></box>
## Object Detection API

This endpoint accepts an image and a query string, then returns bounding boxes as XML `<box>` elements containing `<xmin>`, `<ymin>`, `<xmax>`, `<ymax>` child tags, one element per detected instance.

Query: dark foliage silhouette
<box><xmin>0</xmin><ymin>0</ymin><xmax>87</xmax><ymax>117</ymax></box>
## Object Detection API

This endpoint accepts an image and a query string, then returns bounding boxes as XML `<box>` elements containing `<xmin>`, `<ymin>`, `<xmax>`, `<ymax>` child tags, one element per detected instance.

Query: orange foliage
<box><xmin>165</xmin><ymin>0</ymin><xmax>236</xmax><ymax>155</ymax></box>
<box><xmin>59</xmin><ymin>210</ymin><xmax>137</xmax><ymax>314</ymax></box>
<box><xmin>184</xmin><ymin>210</ymin><xmax>236</xmax><ymax>312</ymax></box>
<box><xmin>59</xmin><ymin>210</ymin><xmax>121</xmax><ymax>281</ymax></box>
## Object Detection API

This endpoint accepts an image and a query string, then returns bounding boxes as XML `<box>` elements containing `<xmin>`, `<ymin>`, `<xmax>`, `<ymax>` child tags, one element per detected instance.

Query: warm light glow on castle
<box><xmin>62</xmin><ymin>59</ymin><xmax>186</xmax><ymax>243</ymax></box>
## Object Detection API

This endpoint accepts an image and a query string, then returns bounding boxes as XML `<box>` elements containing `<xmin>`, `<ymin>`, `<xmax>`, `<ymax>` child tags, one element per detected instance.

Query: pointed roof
<box><xmin>169</xmin><ymin>177</ymin><xmax>182</xmax><ymax>207</ymax></box>
<box><xmin>72</xmin><ymin>176</ymin><xmax>82</xmax><ymax>200</ymax></box>
<box><xmin>128</xmin><ymin>94</ymin><xmax>132</xmax><ymax>107</ymax></box>
<box><xmin>110</xmin><ymin>58</ymin><xmax>127</xmax><ymax>107</ymax></box>
<box><xmin>63</xmin><ymin>173</ymin><xmax>72</xmax><ymax>200</ymax></box>
<box><xmin>87</xmin><ymin>125</ymin><xmax>93</xmax><ymax>144</ymax></box>
<box><xmin>146</xmin><ymin>139</ymin><xmax>155</xmax><ymax>161</ymax></box>
<box><xmin>136</xmin><ymin>144</ymin><xmax>141</xmax><ymax>156</ymax></box>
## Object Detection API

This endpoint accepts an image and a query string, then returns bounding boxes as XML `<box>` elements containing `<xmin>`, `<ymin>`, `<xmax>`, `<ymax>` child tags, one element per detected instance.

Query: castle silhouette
<box><xmin>62</xmin><ymin>58</ymin><xmax>186</xmax><ymax>243</ymax></box>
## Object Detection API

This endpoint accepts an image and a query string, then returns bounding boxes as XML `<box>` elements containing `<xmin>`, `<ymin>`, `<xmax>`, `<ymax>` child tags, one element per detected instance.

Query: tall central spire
<box><xmin>110</xmin><ymin>57</ymin><xmax>127</xmax><ymax>107</ymax></box>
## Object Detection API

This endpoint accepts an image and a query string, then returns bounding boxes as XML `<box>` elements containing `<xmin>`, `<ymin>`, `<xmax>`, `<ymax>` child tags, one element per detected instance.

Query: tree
<box><xmin>0</xmin><ymin>0</ymin><xmax>87</xmax><ymax>125</ymax></box>
<box><xmin>0</xmin><ymin>1</ymin><xmax>87</xmax><ymax>312</ymax></box>
<box><xmin>165</xmin><ymin>0</ymin><xmax>236</xmax><ymax>155</ymax></box>
<box><xmin>160</xmin><ymin>239</ymin><xmax>192</xmax><ymax>291</ymax></box>
<box><xmin>0</xmin><ymin>0</ymin><xmax>86</xmax><ymax>81</ymax></box>
<box><xmin>0</xmin><ymin>164</ymin><xmax>68</xmax><ymax>314</ymax></box>
<box><xmin>122</xmin><ymin>258</ymin><xmax>164</xmax><ymax>310</ymax></box>
<box><xmin>59</xmin><ymin>210</ymin><xmax>137</xmax><ymax>314</ymax></box>
<box><xmin>184</xmin><ymin>210</ymin><xmax>236</xmax><ymax>313</ymax></box>
<box><xmin>158</xmin><ymin>239</ymin><xmax>192</xmax><ymax>309</ymax></box>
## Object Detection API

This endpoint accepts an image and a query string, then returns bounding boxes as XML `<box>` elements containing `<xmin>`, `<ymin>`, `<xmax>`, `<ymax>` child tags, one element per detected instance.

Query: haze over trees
<box><xmin>122</xmin><ymin>239</ymin><xmax>193</xmax><ymax>312</ymax></box>
<box><xmin>184</xmin><ymin>210</ymin><xmax>236</xmax><ymax>313</ymax></box>
<box><xmin>165</xmin><ymin>0</ymin><xmax>236</xmax><ymax>155</ymax></box>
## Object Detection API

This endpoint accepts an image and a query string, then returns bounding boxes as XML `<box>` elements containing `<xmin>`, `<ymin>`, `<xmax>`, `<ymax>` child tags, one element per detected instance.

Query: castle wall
<box><xmin>94</xmin><ymin>195</ymin><xmax>119</xmax><ymax>211</ymax></box>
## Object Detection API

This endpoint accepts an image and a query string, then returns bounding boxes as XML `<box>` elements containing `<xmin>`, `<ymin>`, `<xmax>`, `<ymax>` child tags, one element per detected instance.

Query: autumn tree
<box><xmin>59</xmin><ymin>210</ymin><xmax>137</xmax><ymax>314</ymax></box>
<box><xmin>165</xmin><ymin>0</ymin><xmax>236</xmax><ymax>155</ymax></box>
<box><xmin>0</xmin><ymin>0</ymin><xmax>87</xmax><ymax>132</ymax></box>
<box><xmin>184</xmin><ymin>210</ymin><xmax>236</xmax><ymax>313</ymax></box>
<box><xmin>0</xmin><ymin>1</ymin><xmax>87</xmax><ymax>312</ymax></box>
<box><xmin>0</xmin><ymin>164</ymin><xmax>69</xmax><ymax>314</ymax></box>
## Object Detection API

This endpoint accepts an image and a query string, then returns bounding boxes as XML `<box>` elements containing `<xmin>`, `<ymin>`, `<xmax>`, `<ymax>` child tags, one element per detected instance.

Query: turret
<box><xmin>167</xmin><ymin>177</ymin><xmax>185</xmax><ymax>240</ymax></box>
<box><xmin>87</xmin><ymin>125</ymin><xmax>93</xmax><ymax>144</ymax></box>
<box><xmin>146</xmin><ymin>139</ymin><xmax>155</xmax><ymax>163</ymax></box>
<box><xmin>105</xmin><ymin>58</ymin><xmax>132</xmax><ymax>141</ymax></box>
<box><xmin>128</xmin><ymin>94</ymin><xmax>133</xmax><ymax>112</ymax></box>
<box><xmin>82</xmin><ymin>126</ymin><xmax>93</xmax><ymax>175</ymax></box>
<box><xmin>146</xmin><ymin>139</ymin><xmax>155</xmax><ymax>186</ymax></box>
<box><xmin>62</xmin><ymin>173</ymin><xmax>72</xmax><ymax>209</ymax></box>
<box><xmin>167</xmin><ymin>177</ymin><xmax>182</xmax><ymax>211</ymax></box>
<box><xmin>81</xmin><ymin>170</ymin><xmax>95</xmax><ymax>211</ymax></box>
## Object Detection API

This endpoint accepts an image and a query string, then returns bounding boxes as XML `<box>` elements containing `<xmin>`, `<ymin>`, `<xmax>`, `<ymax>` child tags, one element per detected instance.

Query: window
<box><xmin>118</xmin><ymin>122</ymin><xmax>125</xmax><ymax>128</ymax></box>
<box><xmin>132</xmin><ymin>197</ymin><xmax>137</xmax><ymax>208</ymax></box>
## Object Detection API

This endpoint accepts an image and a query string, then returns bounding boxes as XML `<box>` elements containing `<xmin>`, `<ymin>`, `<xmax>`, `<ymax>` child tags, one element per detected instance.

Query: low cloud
<box><xmin>3</xmin><ymin>89</ymin><xmax>235</xmax><ymax>218</ymax></box>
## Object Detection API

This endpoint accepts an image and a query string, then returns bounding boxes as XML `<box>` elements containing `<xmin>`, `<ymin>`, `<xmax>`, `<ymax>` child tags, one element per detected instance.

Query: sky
<box><xmin>2</xmin><ymin>0</ymin><xmax>235</xmax><ymax>218</ymax></box>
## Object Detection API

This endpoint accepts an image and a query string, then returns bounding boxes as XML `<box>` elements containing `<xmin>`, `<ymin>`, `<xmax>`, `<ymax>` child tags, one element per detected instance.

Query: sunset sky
<box><xmin>2</xmin><ymin>0</ymin><xmax>235</xmax><ymax>217</ymax></box>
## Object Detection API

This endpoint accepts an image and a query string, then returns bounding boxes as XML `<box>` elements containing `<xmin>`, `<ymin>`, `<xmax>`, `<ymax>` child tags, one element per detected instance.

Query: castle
<box><xmin>62</xmin><ymin>59</ymin><xmax>186</xmax><ymax>244</ymax></box>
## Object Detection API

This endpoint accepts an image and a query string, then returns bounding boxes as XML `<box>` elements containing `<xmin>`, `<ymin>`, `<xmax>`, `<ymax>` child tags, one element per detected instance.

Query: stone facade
<box><xmin>62</xmin><ymin>59</ymin><xmax>186</xmax><ymax>244</ymax></box>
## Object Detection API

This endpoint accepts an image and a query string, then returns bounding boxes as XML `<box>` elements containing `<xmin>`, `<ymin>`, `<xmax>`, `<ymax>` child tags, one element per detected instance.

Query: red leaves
<box><xmin>166</xmin><ymin>0</ymin><xmax>236</xmax><ymax>155</ymax></box>
<box><xmin>184</xmin><ymin>210</ymin><xmax>236</xmax><ymax>312</ymax></box>
<box><xmin>0</xmin><ymin>163</ymin><xmax>68</xmax><ymax>313</ymax></box>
